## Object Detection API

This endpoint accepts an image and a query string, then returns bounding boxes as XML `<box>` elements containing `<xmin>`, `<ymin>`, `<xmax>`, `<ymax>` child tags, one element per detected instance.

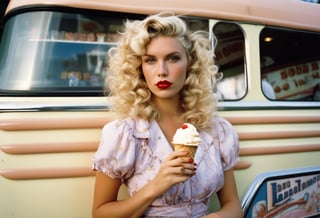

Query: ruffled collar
<box><xmin>128</xmin><ymin>118</ymin><xmax>216</xmax><ymax>164</ymax></box>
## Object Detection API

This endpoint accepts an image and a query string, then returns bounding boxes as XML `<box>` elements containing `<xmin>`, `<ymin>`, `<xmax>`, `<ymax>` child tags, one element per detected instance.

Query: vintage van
<box><xmin>0</xmin><ymin>0</ymin><xmax>319</xmax><ymax>217</ymax></box>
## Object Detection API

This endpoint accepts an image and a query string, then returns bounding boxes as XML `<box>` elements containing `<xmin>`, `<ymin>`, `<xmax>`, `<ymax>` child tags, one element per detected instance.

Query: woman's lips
<box><xmin>156</xmin><ymin>80</ymin><xmax>172</xmax><ymax>89</ymax></box>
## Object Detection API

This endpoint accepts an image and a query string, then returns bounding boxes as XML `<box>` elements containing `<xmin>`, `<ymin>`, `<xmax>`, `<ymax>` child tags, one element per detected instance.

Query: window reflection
<box><xmin>213</xmin><ymin>22</ymin><xmax>246</xmax><ymax>100</ymax></box>
<box><xmin>0</xmin><ymin>11</ymin><xmax>141</xmax><ymax>95</ymax></box>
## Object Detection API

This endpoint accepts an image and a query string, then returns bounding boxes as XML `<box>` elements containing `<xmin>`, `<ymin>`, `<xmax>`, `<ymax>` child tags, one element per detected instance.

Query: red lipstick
<box><xmin>156</xmin><ymin>80</ymin><xmax>172</xmax><ymax>89</ymax></box>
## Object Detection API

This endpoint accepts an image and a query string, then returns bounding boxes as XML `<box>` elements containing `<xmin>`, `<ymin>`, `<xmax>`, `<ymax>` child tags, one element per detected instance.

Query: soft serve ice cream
<box><xmin>172</xmin><ymin>123</ymin><xmax>201</xmax><ymax>158</ymax></box>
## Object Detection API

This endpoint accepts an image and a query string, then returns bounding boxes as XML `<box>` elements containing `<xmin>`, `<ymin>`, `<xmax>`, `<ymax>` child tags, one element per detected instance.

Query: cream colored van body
<box><xmin>1</xmin><ymin>0</ymin><xmax>319</xmax><ymax>217</ymax></box>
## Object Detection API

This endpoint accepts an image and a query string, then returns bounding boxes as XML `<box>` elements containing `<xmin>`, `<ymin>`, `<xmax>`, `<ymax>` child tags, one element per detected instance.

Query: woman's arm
<box><xmin>92</xmin><ymin>172</ymin><xmax>155</xmax><ymax>218</ymax></box>
<box><xmin>92</xmin><ymin>151</ymin><xmax>196</xmax><ymax>218</ymax></box>
<box><xmin>205</xmin><ymin>169</ymin><xmax>244</xmax><ymax>218</ymax></box>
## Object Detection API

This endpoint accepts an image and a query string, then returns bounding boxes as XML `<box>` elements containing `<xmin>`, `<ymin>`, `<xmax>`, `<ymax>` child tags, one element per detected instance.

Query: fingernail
<box><xmin>194</xmin><ymin>163</ymin><xmax>197</xmax><ymax>166</ymax></box>
<box><xmin>189</xmin><ymin>158</ymin><xmax>194</xmax><ymax>163</ymax></box>
<box><xmin>193</xmin><ymin>167</ymin><xmax>197</xmax><ymax>171</ymax></box>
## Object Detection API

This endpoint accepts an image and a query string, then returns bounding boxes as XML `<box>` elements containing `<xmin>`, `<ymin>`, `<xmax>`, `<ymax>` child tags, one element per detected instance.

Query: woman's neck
<box><xmin>152</xmin><ymin>96</ymin><xmax>183</xmax><ymax>120</ymax></box>
<box><xmin>152</xmin><ymin>96</ymin><xmax>184</xmax><ymax>144</ymax></box>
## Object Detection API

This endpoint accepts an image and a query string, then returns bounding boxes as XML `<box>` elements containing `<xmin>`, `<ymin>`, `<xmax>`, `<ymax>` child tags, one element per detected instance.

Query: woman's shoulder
<box><xmin>102</xmin><ymin>117</ymin><xmax>150</xmax><ymax>139</ymax></box>
<box><xmin>211</xmin><ymin>115</ymin><xmax>231</xmax><ymax>125</ymax></box>
<box><xmin>210</xmin><ymin>115</ymin><xmax>235</xmax><ymax>135</ymax></box>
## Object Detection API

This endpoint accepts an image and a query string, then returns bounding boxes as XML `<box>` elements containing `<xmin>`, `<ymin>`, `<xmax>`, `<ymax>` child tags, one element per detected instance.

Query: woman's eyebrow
<box><xmin>142</xmin><ymin>54</ymin><xmax>154</xmax><ymax>57</ymax></box>
<box><xmin>143</xmin><ymin>51</ymin><xmax>181</xmax><ymax>57</ymax></box>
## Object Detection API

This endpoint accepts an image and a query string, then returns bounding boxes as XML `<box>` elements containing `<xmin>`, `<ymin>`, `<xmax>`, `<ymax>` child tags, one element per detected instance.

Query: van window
<box><xmin>213</xmin><ymin>22</ymin><xmax>246</xmax><ymax>100</ymax></box>
<box><xmin>0</xmin><ymin>10</ymin><xmax>145</xmax><ymax>96</ymax></box>
<box><xmin>260</xmin><ymin>27</ymin><xmax>320</xmax><ymax>101</ymax></box>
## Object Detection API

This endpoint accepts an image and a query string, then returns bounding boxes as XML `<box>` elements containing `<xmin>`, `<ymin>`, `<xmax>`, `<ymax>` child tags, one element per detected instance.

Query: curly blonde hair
<box><xmin>105</xmin><ymin>12</ymin><xmax>218</xmax><ymax>130</ymax></box>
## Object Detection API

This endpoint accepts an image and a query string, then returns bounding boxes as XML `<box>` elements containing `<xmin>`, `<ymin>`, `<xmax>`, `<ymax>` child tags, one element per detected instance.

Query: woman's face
<box><xmin>141</xmin><ymin>36</ymin><xmax>188</xmax><ymax>100</ymax></box>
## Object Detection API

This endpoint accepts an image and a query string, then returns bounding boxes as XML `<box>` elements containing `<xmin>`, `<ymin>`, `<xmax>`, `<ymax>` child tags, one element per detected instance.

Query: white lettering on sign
<box><xmin>265</xmin><ymin>61</ymin><xmax>320</xmax><ymax>99</ymax></box>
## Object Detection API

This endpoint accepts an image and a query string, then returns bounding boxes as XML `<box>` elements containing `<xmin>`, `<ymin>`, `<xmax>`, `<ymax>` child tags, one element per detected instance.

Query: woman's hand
<box><xmin>149</xmin><ymin>150</ymin><xmax>197</xmax><ymax>197</ymax></box>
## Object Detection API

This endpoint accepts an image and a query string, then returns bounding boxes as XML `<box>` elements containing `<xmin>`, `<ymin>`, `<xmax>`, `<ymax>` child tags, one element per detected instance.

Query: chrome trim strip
<box><xmin>0</xmin><ymin>100</ymin><xmax>319</xmax><ymax>112</ymax></box>
<box><xmin>0</xmin><ymin>101</ymin><xmax>109</xmax><ymax>112</ymax></box>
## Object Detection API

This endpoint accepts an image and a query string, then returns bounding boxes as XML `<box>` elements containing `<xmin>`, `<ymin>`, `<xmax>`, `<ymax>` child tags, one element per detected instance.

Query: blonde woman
<box><xmin>92</xmin><ymin>12</ymin><xmax>243</xmax><ymax>218</ymax></box>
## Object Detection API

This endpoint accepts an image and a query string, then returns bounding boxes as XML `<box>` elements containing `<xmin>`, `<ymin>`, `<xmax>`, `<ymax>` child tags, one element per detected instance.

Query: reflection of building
<box><xmin>217</xmin><ymin>71</ymin><xmax>245</xmax><ymax>100</ymax></box>
<box><xmin>77</xmin><ymin>49</ymin><xmax>105</xmax><ymax>74</ymax></box>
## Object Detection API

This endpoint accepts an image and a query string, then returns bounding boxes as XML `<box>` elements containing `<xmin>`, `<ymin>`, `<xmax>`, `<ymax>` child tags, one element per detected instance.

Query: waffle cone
<box><xmin>173</xmin><ymin>144</ymin><xmax>198</xmax><ymax>158</ymax></box>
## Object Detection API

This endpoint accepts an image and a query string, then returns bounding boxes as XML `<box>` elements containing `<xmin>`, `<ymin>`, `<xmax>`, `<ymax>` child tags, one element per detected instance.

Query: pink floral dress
<box><xmin>92</xmin><ymin>116</ymin><xmax>239</xmax><ymax>218</ymax></box>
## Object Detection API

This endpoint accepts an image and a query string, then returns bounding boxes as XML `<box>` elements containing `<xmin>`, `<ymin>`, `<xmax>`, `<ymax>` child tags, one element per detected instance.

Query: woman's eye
<box><xmin>168</xmin><ymin>55</ymin><xmax>180</xmax><ymax>62</ymax></box>
<box><xmin>143</xmin><ymin>57</ymin><xmax>156</xmax><ymax>64</ymax></box>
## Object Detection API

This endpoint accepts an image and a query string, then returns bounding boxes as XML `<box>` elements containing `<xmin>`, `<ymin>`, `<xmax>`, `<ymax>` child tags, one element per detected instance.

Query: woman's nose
<box><xmin>157</xmin><ymin>61</ymin><xmax>168</xmax><ymax>77</ymax></box>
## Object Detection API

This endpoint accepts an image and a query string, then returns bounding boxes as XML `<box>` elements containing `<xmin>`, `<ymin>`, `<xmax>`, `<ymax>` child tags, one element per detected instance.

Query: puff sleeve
<box><xmin>92</xmin><ymin>119</ymin><xmax>137</xmax><ymax>180</ymax></box>
<box><xmin>215</xmin><ymin>117</ymin><xmax>240</xmax><ymax>171</ymax></box>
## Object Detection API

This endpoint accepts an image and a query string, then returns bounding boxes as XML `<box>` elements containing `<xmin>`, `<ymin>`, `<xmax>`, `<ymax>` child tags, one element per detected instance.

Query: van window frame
<box><xmin>212</xmin><ymin>21</ymin><xmax>247</xmax><ymax>101</ymax></box>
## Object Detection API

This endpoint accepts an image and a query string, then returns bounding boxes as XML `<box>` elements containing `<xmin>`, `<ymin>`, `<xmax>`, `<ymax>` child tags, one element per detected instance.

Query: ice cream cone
<box><xmin>173</xmin><ymin>143</ymin><xmax>198</xmax><ymax>158</ymax></box>
<box><xmin>172</xmin><ymin>123</ymin><xmax>201</xmax><ymax>159</ymax></box>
